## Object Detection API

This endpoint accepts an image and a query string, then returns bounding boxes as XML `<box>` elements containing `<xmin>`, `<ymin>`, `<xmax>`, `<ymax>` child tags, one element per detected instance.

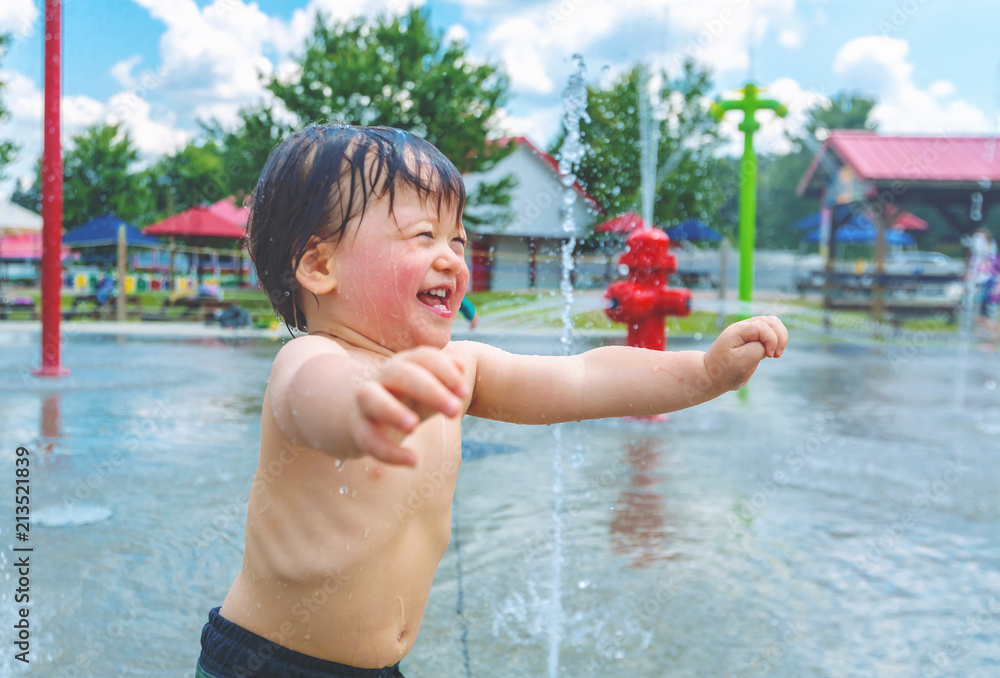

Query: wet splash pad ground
<box><xmin>0</xmin><ymin>324</ymin><xmax>998</xmax><ymax>676</ymax></box>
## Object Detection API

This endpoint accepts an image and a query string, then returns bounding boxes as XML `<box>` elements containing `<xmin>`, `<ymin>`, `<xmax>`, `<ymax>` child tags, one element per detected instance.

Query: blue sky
<box><xmin>1</xmin><ymin>0</ymin><xmax>999</xmax><ymax>195</ymax></box>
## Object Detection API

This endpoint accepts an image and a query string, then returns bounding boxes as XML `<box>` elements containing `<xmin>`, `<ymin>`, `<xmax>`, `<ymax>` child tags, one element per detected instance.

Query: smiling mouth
<box><xmin>416</xmin><ymin>287</ymin><xmax>453</xmax><ymax>315</ymax></box>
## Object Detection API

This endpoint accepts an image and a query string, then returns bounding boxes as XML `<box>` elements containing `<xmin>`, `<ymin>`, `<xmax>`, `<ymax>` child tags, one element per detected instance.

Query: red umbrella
<box><xmin>594</xmin><ymin>212</ymin><xmax>650</xmax><ymax>233</ymax></box>
<box><xmin>206</xmin><ymin>197</ymin><xmax>248</xmax><ymax>228</ymax></box>
<box><xmin>884</xmin><ymin>205</ymin><xmax>929</xmax><ymax>230</ymax></box>
<box><xmin>144</xmin><ymin>204</ymin><xmax>247</xmax><ymax>239</ymax></box>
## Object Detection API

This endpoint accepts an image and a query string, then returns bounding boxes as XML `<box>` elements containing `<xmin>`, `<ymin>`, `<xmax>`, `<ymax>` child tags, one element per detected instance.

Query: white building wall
<box><xmin>464</xmin><ymin>143</ymin><xmax>600</xmax><ymax>291</ymax></box>
<box><xmin>464</xmin><ymin>145</ymin><xmax>596</xmax><ymax>239</ymax></box>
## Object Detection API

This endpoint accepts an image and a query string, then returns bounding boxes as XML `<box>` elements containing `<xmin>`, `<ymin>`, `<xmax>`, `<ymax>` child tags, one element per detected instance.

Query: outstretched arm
<box><xmin>462</xmin><ymin>316</ymin><xmax>787</xmax><ymax>424</ymax></box>
<box><xmin>268</xmin><ymin>338</ymin><xmax>468</xmax><ymax>466</ymax></box>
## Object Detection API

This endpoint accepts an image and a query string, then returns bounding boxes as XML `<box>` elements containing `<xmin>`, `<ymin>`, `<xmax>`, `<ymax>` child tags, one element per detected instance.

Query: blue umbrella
<box><xmin>63</xmin><ymin>214</ymin><xmax>162</xmax><ymax>247</ymax></box>
<box><xmin>665</xmin><ymin>218</ymin><xmax>723</xmax><ymax>242</ymax></box>
<box><xmin>792</xmin><ymin>204</ymin><xmax>857</xmax><ymax>231</ymax></box>
<box><xmin>803</xmin><ymin>224</ymin><xmax>914</xmax><ymax>245</ymax></box>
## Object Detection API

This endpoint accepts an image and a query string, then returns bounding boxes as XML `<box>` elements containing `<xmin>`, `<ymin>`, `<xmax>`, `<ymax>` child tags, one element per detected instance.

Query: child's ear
<box><xmin>295</xmin><ymin>237</ymin><xmax>338</xmax><ymax>295</ymax></box>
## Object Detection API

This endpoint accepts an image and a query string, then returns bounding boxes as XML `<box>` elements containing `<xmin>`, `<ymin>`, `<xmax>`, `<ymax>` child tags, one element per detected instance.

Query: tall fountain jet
<box><xmin>547</xmin><ymin>53</ymin><xmax>589</xmax><ymax>678</ymax></box>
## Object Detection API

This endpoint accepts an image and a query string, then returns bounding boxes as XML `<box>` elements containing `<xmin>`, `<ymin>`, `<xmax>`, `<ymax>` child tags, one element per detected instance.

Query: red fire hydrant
<box><xmin>604</xmin><ymin>228</ymin><xmax>692</xmax><ymax>350</ymax></box>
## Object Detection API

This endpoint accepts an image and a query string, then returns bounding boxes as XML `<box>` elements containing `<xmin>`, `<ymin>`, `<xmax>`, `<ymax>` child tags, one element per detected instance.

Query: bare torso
<box><xmin>220</xmin><ymin>343</ymin><xmax>467</xmax><ymax>669</ymax></box>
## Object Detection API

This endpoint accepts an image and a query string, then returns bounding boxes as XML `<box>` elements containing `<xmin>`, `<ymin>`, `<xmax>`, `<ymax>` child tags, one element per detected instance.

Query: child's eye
<box><xmin>453</xmin><ymin>237</ymin><xmax>467</xmax><ymax>247</ymax></box>
<box><xmin>418</xmin><ymin>232</ymin><xmax>434</xmax><ymax>239</ymax></box>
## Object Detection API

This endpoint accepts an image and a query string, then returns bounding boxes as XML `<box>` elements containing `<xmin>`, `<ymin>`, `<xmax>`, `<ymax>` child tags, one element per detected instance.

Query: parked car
<box><xmin>794</xmin><ymin>250</ymin><xmax>966</xmax><ymax>293</ymax></box>
<box><xmin>884</xmin><ymin>251</ymin><xmax>965</xmax><ymax>277</ymax></box>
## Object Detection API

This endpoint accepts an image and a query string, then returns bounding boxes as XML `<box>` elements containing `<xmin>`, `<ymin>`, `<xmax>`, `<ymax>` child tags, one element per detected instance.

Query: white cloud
<box><xmin>1</xmin><ymin>0</ymin><xmax>442</xmax><ymax>197</ymax></box>
<box><xmin>492</xmin><ymin>104</ymin><xmax>562</xmax><ymax>146</ymax></box>
<box><xmin>928</xmin><ymin>79</ymin><xmax>957</xmax><ymax>99</ymax></box>
<box><xmin>470</xmin><ymin>0</ymin><xmax>797</xmax><ymax>126</ymax></box>
<box><xmin>778</xmin><ymin>28</ymin><xmax>802</xmax><ymax>49</ymax></box>
<box><xmin>832</xmin><ymin>36</ymin><xmax>991</xmax><ymax>134</ymax></box>
<box><xmin>443</xmin><ymin>23</ymin><xmax>469</xmax><ymax>45</ymax></box>
<box><xmin>0</xmin><ymin>66</ymin><xmax>189</xmax><ymax>195</ymax></box>
<box><xmin>132</xmin><ymin>0</ymin><xmax>275</xmax><ymax>109</ymax></box>
<box><xmin>0</xmin><ymin>0</ymin><xmax>39</xmax><ymax>40</ymax></box>
<box><xmin>127</xmin><ymin>0</ymin><xmax>430</xmax><ymax>127</ymax></box>
<box><xmin>110</xmin><ymin>55</ymin><xmax>144</xmax><ymax>89</ymax></box>
<box><xmin>107</xmin><ymin>92</ymin><xmax>189</xmax><ymax>156</ymax></box>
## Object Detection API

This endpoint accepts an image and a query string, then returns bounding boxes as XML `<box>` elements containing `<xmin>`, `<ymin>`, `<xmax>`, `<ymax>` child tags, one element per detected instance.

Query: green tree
<box><xmin>139</xmin><ymin>138</ymin><xmax>229</xmax><ymax>221</ymax></box>
<box><xmin>201</xmin><ymin>104</ymin><xmax>293</xmax><ymax>200</ymax></box>
<box><xmin>757</xmin><ymin>92</ymin><xmax>877</xmax><ymax>249</ymax></box>
<box><xmin>0</xmin><ymin>34</ymin><xmax>19</xmax><ymax>180</ymax></box>
<box><xmin>261</xmin><ymin>7</ymin><xmax>513</xmax><ymax>226</ymax></box>
<box><xmin>11</xmin><ymin>161</ymin><xmax>41</xmax><ymax>213</ymax></box>
<box><xmin>270</xmin><ymin>8</ymin><xmax>508</xmax><ymax>172</ymax></box>
<box><xmin>60</xmin><ymin>123</ymin><xmax>149</xmax><ymax>228</ymax></box>
<box><xmin>556</xmin><ymin>60</ymin><xmax>733</xmax><ymax>241</ymax></box>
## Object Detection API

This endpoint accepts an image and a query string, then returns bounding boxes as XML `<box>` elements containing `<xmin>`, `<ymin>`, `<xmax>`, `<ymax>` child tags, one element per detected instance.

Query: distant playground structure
<box><xmin>796</xmin><ymin>131</ymin><xmax>1000</xmax><ymax>324</ymax></box>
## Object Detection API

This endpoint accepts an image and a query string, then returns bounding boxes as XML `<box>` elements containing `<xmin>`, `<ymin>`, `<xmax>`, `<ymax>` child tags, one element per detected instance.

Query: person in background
<box><xmin>458</xmin><ymin>296</ymin><xmax>478</xmax><ymax>329</ymax></box>
<box><xmin>197</xmin><ymin>280</ymin><xmax>224</xmax><ymax>301</ymax></box>
<box><xmin>94</xmin><ymin>275</ymin><xmax>116</xmax><ymax>306</ymax></box>
<box><xmin>970</xmin><ymin>229</ymin><xmax>999</xmax><ymax>333</ymax></box>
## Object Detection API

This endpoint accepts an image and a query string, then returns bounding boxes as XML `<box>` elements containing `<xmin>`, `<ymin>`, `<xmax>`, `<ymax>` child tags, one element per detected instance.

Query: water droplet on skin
<box><xmin>335</xmin><ymin>459</ymin><xmax>346</xmax><ymax>471</ymax></box>
<box><xmin>339</xmin><ymin>486</ymin><xmax>349</xmax><ymax>495</ymax></box>
<box><xmin>364</xmin><ymin>527</ymin><xmax>370</xmax><ymax>538</ymax></box>
<box><xmin>346</xmin><ymin>542</ymin><xmax>351</xmax><ymax>551</ymax></box>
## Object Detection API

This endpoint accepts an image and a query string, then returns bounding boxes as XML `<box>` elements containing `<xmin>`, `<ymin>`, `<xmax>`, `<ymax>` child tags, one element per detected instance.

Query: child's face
<box><xmin>329</xmin><ymin>188</ymin><xmax>469</xmax><ymax>352</ymax></box>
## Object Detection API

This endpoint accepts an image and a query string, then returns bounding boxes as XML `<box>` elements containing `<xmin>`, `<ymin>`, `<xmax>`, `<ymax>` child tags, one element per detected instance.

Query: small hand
<box><xmin>350</xmin><ymin>347</ymin><xmax>468</xmax><ymax>466</ymax></box>
<box><xmin>704</xmin><ymin>315</ymin><xmax>788</xmax><ymax>392</ymax></box>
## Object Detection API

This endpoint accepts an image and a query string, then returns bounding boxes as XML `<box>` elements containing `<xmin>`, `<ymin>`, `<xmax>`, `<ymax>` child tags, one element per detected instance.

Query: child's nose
<box><xmin>434</xmin><ymin>244</ymin><xmax>464</xmax><ymax>273</ymax></box>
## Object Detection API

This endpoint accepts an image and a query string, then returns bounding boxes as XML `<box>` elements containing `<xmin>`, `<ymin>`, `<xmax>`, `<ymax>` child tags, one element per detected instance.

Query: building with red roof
<box><xmin>797</xmin><ymin>130</ymin><xmax>1000</xmax><ymax>318</ymax></box>
<box><xmin>798</xmin><ymin>130</ymin><xmax>1000</xmax><ymax>230</ymax></box>
<box><xmin>463</xmin><ymin>136</ymin><xmax>604</xmax><ymax>291</ymax></box>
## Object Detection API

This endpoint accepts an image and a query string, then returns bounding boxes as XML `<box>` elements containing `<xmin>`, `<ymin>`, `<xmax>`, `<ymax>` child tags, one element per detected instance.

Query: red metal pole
<box><xmin>33</xmin><ymin>0</ymin><xmax>69</xmax><ymax>377</ymax></box>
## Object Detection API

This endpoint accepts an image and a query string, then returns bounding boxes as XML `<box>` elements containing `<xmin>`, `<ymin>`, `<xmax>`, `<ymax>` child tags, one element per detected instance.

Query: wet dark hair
<box><xmin>246</xmin><ymin>124</ymin><xmax>466</xmax><ymax>332</ymax></box>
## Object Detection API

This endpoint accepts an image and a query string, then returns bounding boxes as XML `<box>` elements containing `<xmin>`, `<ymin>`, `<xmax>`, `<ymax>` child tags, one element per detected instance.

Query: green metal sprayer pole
<box><xmin>739</xmin><ymin>130</ymin><xmax>756</xmax><ymax>306</ymax></box>
<box><xmin>710</xmin><ymin>83</ymin><xmax>786</xmax><ymax>313</ymax></box>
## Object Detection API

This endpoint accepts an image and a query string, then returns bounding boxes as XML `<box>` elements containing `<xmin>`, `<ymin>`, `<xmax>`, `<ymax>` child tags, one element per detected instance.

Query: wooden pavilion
<box><xmin>797</xmin><ymin>131</ymin><xmax>1000</xmax><ymax>321</ymax></box>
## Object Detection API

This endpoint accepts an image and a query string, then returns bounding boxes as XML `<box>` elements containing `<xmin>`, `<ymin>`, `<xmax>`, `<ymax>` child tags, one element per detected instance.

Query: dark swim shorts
<box><xmin>196</xmin><ymin>607</ymin><xmax>405</xmax><ymax>678</ymax></box>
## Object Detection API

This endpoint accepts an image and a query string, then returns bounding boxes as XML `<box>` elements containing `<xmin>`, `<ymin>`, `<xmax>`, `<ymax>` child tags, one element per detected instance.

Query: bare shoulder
<box><xmin>269</xmin><ymin>335</ymin><xmax>353</xmax><ymax>401</ymax></box>
<box><xmin>266</xmin><ymin>336</ymin><xmax>359</xmax><ymax>446</ymax></box>
<box><xmin>272</xmin><ymin>334</ymin><xmax>349</xmax><ymax>375</ymax></box>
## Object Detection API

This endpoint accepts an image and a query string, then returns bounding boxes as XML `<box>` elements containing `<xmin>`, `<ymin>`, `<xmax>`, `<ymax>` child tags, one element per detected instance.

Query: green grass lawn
<box><xmin>5</xmin><ymin>286</ymin><xmax>963</xmax><ymax>336</ymax></box>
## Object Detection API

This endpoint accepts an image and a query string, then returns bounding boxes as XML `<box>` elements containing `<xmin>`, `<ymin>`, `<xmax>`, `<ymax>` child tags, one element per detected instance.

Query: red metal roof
<box><xmin>206</xmin><ymin>197</ymin><xmax>248</xmax><ymax>227</ymax></box>
<box><xmin>799</xmin><ymin>131</ymin><xmax>1000</xmax><ymax>193</ymax></box>
<box><xmin>0</xmin><ymin>232</ymin><xmax>69</xmax><ymax>259</ymax></box>
<box><xmin>594</xmin><ymin>212</ymin><xmax>648</xmax><ymax>233</ymax></box>
<box><xmin>492</xmin><ymin>136</ymin><xmax>604</xmax><ymax>213</ymax></box>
